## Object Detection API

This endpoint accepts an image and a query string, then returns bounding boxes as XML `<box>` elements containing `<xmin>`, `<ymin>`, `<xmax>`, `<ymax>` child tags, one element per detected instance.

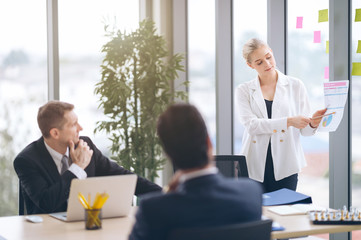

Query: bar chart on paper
<box><xmin>318</xmin><ymin>80</ymin><xmax>349</xmax><ymax>132</ymax></box>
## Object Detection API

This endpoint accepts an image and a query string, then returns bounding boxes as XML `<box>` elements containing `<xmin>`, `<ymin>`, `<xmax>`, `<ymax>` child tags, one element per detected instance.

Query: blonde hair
<box><xmin>242</xmin><ymin>38</ymin><xmax>269</xmax><ymax>63</ymax></box>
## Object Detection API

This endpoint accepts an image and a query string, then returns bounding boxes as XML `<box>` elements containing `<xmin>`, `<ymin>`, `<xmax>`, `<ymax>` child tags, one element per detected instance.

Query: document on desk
<box><xmin>318</xmin><ymin>80</ymin><xmax>349</xmax><ymax>132</ymax></box>
<box><xmin>267</xmin><ymin>204</ymin><xmax>326</xmax><ymax>216</ymax></box>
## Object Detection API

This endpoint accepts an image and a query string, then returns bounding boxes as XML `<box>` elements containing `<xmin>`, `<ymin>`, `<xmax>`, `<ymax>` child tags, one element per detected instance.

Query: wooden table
<box><xmin>1</xmin><ymin>207</ymin><xmax>361</xmax><ymax>239</ymax></box>
<box><xmin>264</xmin><ymin>207</ymin><xmax>361</xmax><ymax>239</ymax></box>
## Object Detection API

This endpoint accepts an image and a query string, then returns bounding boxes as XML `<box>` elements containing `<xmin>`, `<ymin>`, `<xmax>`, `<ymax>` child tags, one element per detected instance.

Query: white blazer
<box><xmin>235</xmin><ymin>70</ymin><xmax>316</xmax><ymax>182</ymax></box>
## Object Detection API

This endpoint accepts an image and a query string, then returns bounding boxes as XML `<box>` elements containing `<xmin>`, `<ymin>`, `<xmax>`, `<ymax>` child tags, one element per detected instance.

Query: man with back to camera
<box><xmin>13</xmin><ymin>100</ymin><xmax>162</xmax><ymax>214</ymax></box>
<box><xmin>128</xmin><ymin>103</ymin><xmax>263</xmax><ymax>240</ymax></box>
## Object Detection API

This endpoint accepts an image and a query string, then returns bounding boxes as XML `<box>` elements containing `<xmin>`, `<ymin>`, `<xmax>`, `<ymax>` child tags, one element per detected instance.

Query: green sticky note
<box><xmin>318</xmin><ymin>9</ymin><xmax>328</xmax><ymax>23</ymax></box>
<box><xmin>357</xmin><ymin>40</ymin><xmax>361</xmax><ymax>53</ymax></box>
<box><xmin>352</xmin><ymin>62</ymin><xmax>361</xmax><ymax>76</ymax></box>
<box><xmin>326</xmin><ymin>41</ymin><xmax>329</xmax><ymax>54</ymax></box>
<box><xmin>356</xmin><ymin>9</ymin><xmax>361</xmax><ymax>22</ymax></box>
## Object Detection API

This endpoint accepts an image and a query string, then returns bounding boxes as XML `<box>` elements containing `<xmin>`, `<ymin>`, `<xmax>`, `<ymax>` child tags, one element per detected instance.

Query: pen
<box><xmin>311</xmin><ymin>112</ymin><xmax>335</xmax><ymax>120</ymax></box>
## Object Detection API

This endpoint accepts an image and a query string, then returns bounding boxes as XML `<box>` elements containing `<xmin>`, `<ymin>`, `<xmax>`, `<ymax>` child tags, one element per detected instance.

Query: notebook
<box><xmin>50</xmin><ymin>174</ymin><xmax>137</xmax><ymax>222</ymax></box>
<box><xmin>262</xmin><ymin>188</ymin><xmax>312</xmax><ymax>206</ymax></box>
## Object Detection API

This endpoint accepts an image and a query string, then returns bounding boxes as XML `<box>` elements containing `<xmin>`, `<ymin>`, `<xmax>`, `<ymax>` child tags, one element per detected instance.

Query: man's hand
<box><xmin>69</xmin><ymin>139</ymin><xmax>93</xmax><ymax>169</ymax></box>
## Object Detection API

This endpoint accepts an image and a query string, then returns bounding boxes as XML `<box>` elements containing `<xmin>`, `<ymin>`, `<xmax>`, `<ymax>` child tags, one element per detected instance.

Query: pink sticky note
<box><xmin>296</xmin><ymin>17</ymin><xmax>303</xmax><ymax>29</ymax></box>
<box><xmin>314</xmin><ymin>31</ymin><xmax>321</xmax><ymax>43</ymax></box>
<box><xmin>324</xmin><ymin>66</ymin><xmax>329</xmax><ymax>79</ymax></box>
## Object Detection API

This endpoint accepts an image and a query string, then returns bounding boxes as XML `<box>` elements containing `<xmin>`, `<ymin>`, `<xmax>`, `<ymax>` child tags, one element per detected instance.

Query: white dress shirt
<box><xmin>178</xmin><ymin>166</ymin><xmax>218</xmax><ymax>184</ymax></box>
<box><xmin>235</xmin><ymin>70</ymin><xmax>317</xmax><ymax>182</ymax></box>
<box><xmin>44</xmin><ymin>141</ymin><xmax>87</xmax><ymax>179</ymax></box>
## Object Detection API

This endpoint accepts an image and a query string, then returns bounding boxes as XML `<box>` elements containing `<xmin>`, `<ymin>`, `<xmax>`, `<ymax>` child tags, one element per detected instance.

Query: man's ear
<box><xmin>206</xmin><ymin>136</ymin><xmax>213</xmax><ymax>153</ymax></box>
<box><xmin>49</xmin><ymin>128</ymin><xmax>60</xmax><ymax>139</ymax></box>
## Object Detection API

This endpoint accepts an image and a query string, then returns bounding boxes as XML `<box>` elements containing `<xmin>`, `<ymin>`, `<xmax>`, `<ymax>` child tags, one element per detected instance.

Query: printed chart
<box><xmin>318</xmin><ymin>80</ymin><xmax>349</xmax><ymax>132</ymax></box>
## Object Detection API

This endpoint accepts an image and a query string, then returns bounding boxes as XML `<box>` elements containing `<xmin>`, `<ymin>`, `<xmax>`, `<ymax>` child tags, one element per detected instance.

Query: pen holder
<box><xmin>85</xmin><ymin>208</ymin><xmax>102</xmax><ymax>230</ymax></box>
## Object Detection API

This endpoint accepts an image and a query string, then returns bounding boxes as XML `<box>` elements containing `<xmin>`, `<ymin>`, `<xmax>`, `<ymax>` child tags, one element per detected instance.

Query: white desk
<box><xmin>0</xmin><ymin>208</ymin><xmax>136</xmax><ymax>240</ymax></box>
<box><xmin>264</xmin><ymin>207</ymin><xmax>361</xmax><ymax>239</ymax></box>
<box><xmin>1</xmin><ymin>207</ymin><xmax>361</xmax><ymax>239</ymax></box>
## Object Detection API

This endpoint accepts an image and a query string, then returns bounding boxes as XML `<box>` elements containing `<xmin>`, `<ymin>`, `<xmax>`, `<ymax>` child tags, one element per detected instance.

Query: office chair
<box><xmin>167</xmin><ymin>219</ymin><xmax>272</xmax><ymax>240</ymax></box>
<box><xmin>214</xmin><ymin>155</ymin><xmax>248</xmax><ymax>178</ymax></box>
<box><xmin>19</xmin><ymin>183</ymin><xmax>26</xmax><ymax>215</ymax></box>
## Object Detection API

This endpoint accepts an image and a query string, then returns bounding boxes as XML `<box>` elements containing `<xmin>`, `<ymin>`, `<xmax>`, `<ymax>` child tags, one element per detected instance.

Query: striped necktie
<box><xmin>60</xmin><ymin>155</ymin><xmax>69</xmax><ymax>174</ymax></box>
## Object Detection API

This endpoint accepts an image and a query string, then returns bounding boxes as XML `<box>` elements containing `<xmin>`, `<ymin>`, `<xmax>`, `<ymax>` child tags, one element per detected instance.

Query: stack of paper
<box><xmin>267</xmin><ymin>204</ymin><xmax>326</xmax><ymax>216</ymax></box>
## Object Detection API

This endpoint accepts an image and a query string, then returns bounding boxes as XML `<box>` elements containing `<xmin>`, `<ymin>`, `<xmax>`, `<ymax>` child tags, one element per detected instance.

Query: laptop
<box><xmin>50</xmin><ymin>174</ymin><xmax>137</xmax><ymax>222</ymax></box>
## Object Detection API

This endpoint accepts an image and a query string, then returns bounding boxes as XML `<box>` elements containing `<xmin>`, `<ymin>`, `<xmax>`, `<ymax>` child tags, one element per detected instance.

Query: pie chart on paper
<box><xmin>322</xmin><ymin>114</ymin><xmax>333</xmax><ymax>127</ymax></box>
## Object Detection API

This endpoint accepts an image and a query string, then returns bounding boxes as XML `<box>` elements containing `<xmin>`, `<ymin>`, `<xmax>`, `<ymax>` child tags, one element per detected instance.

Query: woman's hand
<box><xmin>287</xmin><ymin>116</ymin><xmax>311</xmax><ymax>129</ymax></box>
<box><xmin>309</xmin><ymin>108</ymin><xmax>327</xmax><ymax>128</ymax></box>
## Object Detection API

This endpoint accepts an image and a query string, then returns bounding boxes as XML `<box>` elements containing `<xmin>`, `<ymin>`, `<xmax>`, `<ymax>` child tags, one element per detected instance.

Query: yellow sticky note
<box><xmin>356</xmin><ymin>9</ymin><xmax>361</xmax><ymax>22</ymax></box>
<box><xmin>352</xmin><ymin>62</ymin><xmax>361</xmax><ymax>76</ymax></box>
<box><xmin>318</xmin><ymin>9</ymin><xmax>328</xmax><ymax>23</ymax></box>
<box><xmin>326</xmin><ymin>41</ymin><xmax>329</xmax><ymax>54</ymax></box>
<box><xmin>357</xmin><ymin>40</ymin><xmax>361</xmax><ymax>53</ymax></box>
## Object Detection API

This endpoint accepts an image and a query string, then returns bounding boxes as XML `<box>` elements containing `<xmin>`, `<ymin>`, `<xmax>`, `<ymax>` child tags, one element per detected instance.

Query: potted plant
<box><xmin>94</xmin><ymin>19</ymin><xmax>188</xmax><ymax>182</ymax></box>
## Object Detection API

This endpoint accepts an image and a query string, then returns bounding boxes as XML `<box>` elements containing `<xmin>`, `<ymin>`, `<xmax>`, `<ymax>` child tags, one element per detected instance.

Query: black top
<box><xmin>264</xmin><ymin>99</ymin><xmax>273</xmax><ymax>119</ymax></box>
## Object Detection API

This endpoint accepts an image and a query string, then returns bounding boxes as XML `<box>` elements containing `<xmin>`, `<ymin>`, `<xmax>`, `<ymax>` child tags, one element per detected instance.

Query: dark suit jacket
<box><xmin>129</xmin><ymin>173</ymin><xmax>263</xmax><ymax>240</ymax></box>
<box><xmin>13</xmin><ymin>136</ymin><xmax>162</xmax><ymax>214</ymax></box>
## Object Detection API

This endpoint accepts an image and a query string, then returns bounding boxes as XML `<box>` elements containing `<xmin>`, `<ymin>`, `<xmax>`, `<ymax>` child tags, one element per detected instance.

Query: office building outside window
<box><xmin>287</xmin><ymin>4</ymin><xmax>329</xmax><ymax>237</ymax></box>
<box><xmin>188</xmin><ymin>0</ymin><xmax>216</xmax><ymax>150</ymax></box>
<box><xmin>0</xmin><ymin>1</ymin><xmax>47</xmax><ymax>216</ymax></box>
<box><xmin>58</xmin><ymin>0</ymin><xmax>139</xmax><ymax>153</ymax></box>
<box><xmin>232</xmin><ymin>0</ymin><xmax>267</xmax><ymax>154</ymax></box>
<box><xmin>352</xmin><ymin>0</ymin><xmax>361</xmax><ymax>238</ymax></box>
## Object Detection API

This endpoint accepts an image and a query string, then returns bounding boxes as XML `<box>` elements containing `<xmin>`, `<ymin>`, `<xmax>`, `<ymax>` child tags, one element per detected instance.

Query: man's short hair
<box><xmin>157</xmin><ymin>103</ymin><xmax>209</xmax><ymax>170</ymax></box>
<box><xmin>37</xmin><ymin>101</ymin><xmax>74</xmax><ymax>138</ymax></box>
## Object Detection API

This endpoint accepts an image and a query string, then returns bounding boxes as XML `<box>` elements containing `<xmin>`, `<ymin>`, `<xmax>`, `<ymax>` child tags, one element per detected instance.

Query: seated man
<box><xmin>129</xmin><ymin>103</ymin><xmax>263</xmax><ymax>240</ymax></box>
<box><xmin>13</xmin><ymin>100</ymin><xmax>161</xmax><ymax>214</ymax></box>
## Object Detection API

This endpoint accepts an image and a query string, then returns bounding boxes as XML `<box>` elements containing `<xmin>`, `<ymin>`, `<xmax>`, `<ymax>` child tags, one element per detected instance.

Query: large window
<box><xmin>352</xmin><ymin>1</ymin><xmax>361</xmax><ymax>239</ymax></box>
<box><xmin>0</xmin><ymin>1</ymin><xmax>140</xmax><ymax>217</ymax></box>
<box><xmin>287</xmin><ymin>0</ymin><xmax>330</xmax><ymax>225</ymax></box>
<box><xmin>0</xmin><ymin>1</ymin><xmax>47</xmax><ymax>216</ymax></box>
<box><xmin>232</xmin><ymin>0</ymin><xmax>267</xmax><ymax>154</ymax></box>
<box><xmin>58</xmin><ymin>0</ymin><xmax>139</xmax><ymax>153</ymax></box>
<box><xmin>188</xmin><ymin>0</ymin><xmax>216</xmax><ymax>148</ymax></box>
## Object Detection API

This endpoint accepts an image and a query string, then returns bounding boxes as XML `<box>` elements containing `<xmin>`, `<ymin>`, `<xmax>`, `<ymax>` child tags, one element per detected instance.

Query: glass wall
<box><xmin>58</xmin><ymin>0</ymin><xmax>139</xmax><ymax>153</ymax></box>
<box><xmin>352</xmin><ymin>0</ymin><xmax>361</xmax><ymax>239</ymax></box>
<box><xmin>232</xmin><ymin>0</ymin><xmax>267</xmax><ymax>154</ymax></box>
<box><xmin>287</xmin><ymin>0</ymin><xmax>329</xmax><ymax>218</ymax></box>
<box><xmin>187</xmin><ymin>0</ymin><xmax>216</xmax><ymax>149</ymax></box>
<box><xmin>0</xmin><ymin>1</ymin><xmax>47</xmax><ymax>216</ymax></box>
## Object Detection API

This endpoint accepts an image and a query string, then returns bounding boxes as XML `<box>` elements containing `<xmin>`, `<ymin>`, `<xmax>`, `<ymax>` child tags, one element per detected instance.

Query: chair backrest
<box><xmin>167</xmin><ymin>219</ymin><xmax>272</xmax><ymax>240</ymax></box>
<box><xmin>19</xmin><ymin>183</ymin><xmax>26</xmax><ymax>215</ymax></box>
<box><xmin>214</xmin><ymin>155</ymin><xmax>248</xmax><ymax>178</ymax></box>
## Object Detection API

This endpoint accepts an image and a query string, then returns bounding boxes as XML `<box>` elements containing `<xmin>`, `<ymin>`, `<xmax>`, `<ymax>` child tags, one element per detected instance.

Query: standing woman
<box><xmin>236</xmin><ymin>38</ymin><xmax>326</xmax><ymax>193</ymax></box>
